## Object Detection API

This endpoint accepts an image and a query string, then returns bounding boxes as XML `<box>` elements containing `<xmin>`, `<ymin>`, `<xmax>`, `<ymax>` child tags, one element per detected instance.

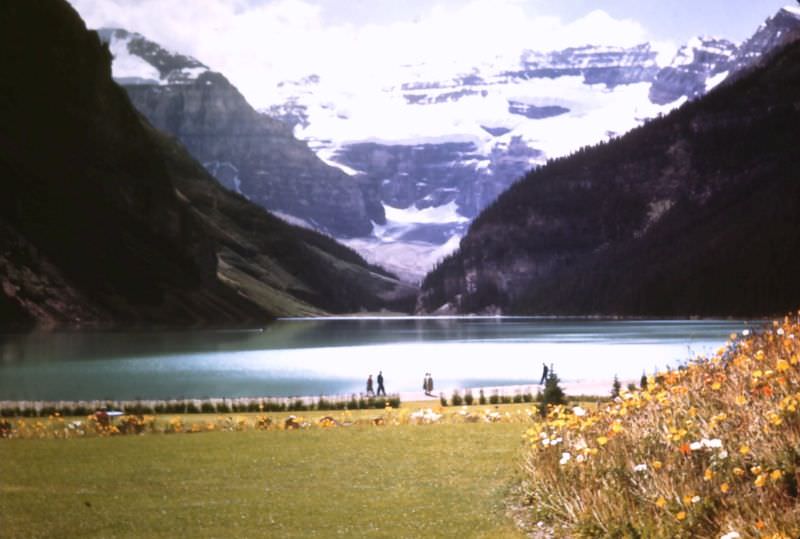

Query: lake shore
<box><xmin>0</xmin><ymin>378</ymin><xmax>625</xmax><ymax>415</ymax></box>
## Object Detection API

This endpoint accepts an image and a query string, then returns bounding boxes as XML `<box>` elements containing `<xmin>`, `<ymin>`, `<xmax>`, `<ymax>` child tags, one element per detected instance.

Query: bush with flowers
<box><xmin>521</xmin><ymin>315</ymin><xmax>800</xmax><ymax>538</ymax></box>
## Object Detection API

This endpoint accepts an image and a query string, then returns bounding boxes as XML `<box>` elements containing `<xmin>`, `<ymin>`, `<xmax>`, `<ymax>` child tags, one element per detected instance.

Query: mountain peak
<box><xmin>98</xmin><ymin>27</ymin><xmax>208</xmax><ymax>85</ymax></box>
<box><xmin>779</xmin><ymin>5</ymin><xmax>800</xmax><ymax>19</ymax></box>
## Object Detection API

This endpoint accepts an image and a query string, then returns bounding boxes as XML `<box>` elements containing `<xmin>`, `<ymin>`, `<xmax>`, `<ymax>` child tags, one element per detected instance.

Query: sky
<box><xmin>68</xmin><ymin>0</ymin><xmax>791</xmax><ymax>109</ymax></box>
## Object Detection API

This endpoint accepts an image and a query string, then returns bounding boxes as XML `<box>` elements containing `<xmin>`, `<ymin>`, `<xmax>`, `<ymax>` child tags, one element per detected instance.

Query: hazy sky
<box><xmin>69</xmin><ymin>0</ymin><xmax>791</xmax><ymax>108</ymax></box>
<box><xmin>302</xmin><ymin>0</ymin><xmax>789</xmax><ymax>42</ymax></box>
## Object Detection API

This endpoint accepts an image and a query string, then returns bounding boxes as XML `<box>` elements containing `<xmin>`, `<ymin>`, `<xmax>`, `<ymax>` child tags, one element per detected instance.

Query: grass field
<box><xmin>0</xmin><ymin>412</ymin><xmax>530</xmax><ymax>538</ymax></box>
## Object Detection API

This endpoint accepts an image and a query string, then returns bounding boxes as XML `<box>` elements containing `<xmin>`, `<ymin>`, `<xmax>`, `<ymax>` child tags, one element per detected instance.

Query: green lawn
<box><xmin>0</xmin><ymin>423</ymin><xmax>528</xmax><ymax>538</ymax></box>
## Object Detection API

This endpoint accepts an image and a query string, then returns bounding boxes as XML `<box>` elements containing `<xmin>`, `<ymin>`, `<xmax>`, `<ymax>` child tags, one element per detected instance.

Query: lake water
<box><xmin>0</xmin><ymin>317</ymin><xmax>757</xmax><ymax>401</ymax></box>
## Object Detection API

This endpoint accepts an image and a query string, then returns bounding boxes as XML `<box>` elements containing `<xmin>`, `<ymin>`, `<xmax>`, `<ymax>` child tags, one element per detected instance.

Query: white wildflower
<box><xmin>720</xmin><ymin>532</ymin><xmax>741</xmax><ymax>539</ymax></box>
<box><xmin>742</xmin><ymin>329</ymin><xmax>750</xmax><ymax>336</ymax></box>
<box><xmin>559</xmin><ymin>452</ymin><xmax>571</xmax><ymax>465</ymax></box>
<box><xmin>634</xmin><ymin>463</ymin><xmax>647</xmax><ymax>472</ymax></box>
<box><xmin>690</xmin><ymin>441</ymin><xmax>703</xmax><ymax>451</ymax></box>
<box><xmin>572</xmin><ymin>406</ymin><xmax>586</xmax><ymax>417</ymax></box>
<box><xmin>777</xmin><ymin>328</ymin><xmax>785</xmax><ymax>336</ymax></box>
<box><xmin>691</xmin><ymin>495</ymin><xmax>701</xmax><ymax>504</ymax></box>
<box><xmin>703</xmin><ymin>438</ymin><xmax>723</xmax><ymax>449</ymax></box>
<box><xmin>717</xmin><ymin>450</ymin><xmax>729</xmax><ymax>460</ymax></box>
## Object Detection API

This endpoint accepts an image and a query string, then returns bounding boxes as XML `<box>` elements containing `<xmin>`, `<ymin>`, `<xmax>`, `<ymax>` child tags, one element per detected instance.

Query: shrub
<box><xmin>500</xmin><ymin>395</ymin><xmax>512</xmax><ymax>404</ymax></box>
<box><xmin>440</xmin><ymin>393</ymin><xmax>448</xmax><ymax>407</ymax></box>
<box><xmin>201</xmin><ymin>402</ymin><xmax>215</xmax><ymax>413</ymax></box>
<box><xmin>479</xmin><ymin>389</ymin><xmax>486</xmax><ymax>405</ymax></box>
<box><xmin>513</xmin><ymin>393</ymin><xmax>523</xmax><ymax>403</ymax></box>
<box><xmin>288</xmin><ymin>399</ymin><xmax>307</xmax><ymax>412</ymax></box>
<box><xmin>489</xmin><ymin>391</ymin><xmax>500</xmax><ymax>405</ymax></box>
<box><xmin>523</xmin><ymin>391</ymin><xmax>533</xmax><ymax>403</ymax></box>
<box><xmin>451</xmin><ymin>390</ymin><xmax>463</xmax><ymax>406</ymax></box>
<box><xmin>538</xmin><ymin>370</ymin><xmax>566</xmax><ymax>417</ymax></box>
<box><xmin>464</xmin><ymin>390</ymin><xmax>474</xmax><ymax>406</ymax></box>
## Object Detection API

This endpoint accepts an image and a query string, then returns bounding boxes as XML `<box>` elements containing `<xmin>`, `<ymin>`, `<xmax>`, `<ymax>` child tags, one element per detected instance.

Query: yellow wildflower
<box><xmin>735</xmin><ymin>395</ymin><xmax>747</xmax><ymax>406</ymax></box>
<box><xmin>655</xmin><ymin>496</ymin><xmax>667</xmax><ymax>509</ymax></box>
<box><xmin>720</xmin><ymin>482</ymin><xmax>730</xmax><ymax>493</ymax></box>
<box><xmin>652</xmin><ymin>460</ymin><xmax>662</xmax><ymax>471</ymax></box>
<box><xmin>776</xmin><ymin>359</ymin><xmax>790</xmax><ymax>372</ymax></box>
<box><xmin>739</xmin><ymin>445</ymin><xmax>750</xmax><ymax>455</ymax></box>
<box><xmin>676</xmin><ymin>511</ymin><xmax>687</xmax><ymax>521</ymax></box>
<box><xmin>755</xmin><ymin>474</ymin><xmax>767</xmax><ymax>488</ymax></box>
<box><xmin>751</xmin><ymin>465</ymin><xmax>762</xmax><ymax>475</ymax></box>
<box><xmin>770</xmin><ymin>469</ymin><xmax>783</xmax><ymax>482</ymax></box>
<box><xmin>704</xmin><ymin>468</ymin><xmax>714</xmax><ymax>481</ymax></box>
<box><xmin>596</xmin><ymin>436</ymin><xmax>608</xmax><ymax>446</ymax></box>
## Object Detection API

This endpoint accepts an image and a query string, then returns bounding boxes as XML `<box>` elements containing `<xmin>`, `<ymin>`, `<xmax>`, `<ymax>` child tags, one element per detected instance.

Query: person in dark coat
<box><xmin>425</xmin><ymin>373</ymin><xmax>434</xmax><ymax>396</ymax></box>
<box><xmin>539</xmin><ymin>363</ymin><xmax>549</xmax><ymax>385</ymax></box>
<box><xmin>366</xmin><ymin>374</ymin><xmax>375</xmax><ymax>396</ymax></box>
<box><xmin>377</xmin><ymin>371</ymin><xmax>386</xmax><ymax>396</ymax></box>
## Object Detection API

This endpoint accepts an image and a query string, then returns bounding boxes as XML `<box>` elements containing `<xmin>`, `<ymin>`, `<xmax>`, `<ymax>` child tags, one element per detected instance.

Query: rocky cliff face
<box><xmin>649</xmin><ymin>7</ymin><xmax>800</xmax><ymax>104</ymax></box>
<box><xmin>99</xmin><ymin>28</ymin><xmax>383</xmax><ymax>238</ymax></box>
<box><xmin>648</xmin><ymin>37</ymin><xmax>737</xmax><ymax>105</ymax></box>
<box><xmin>418</xmin><ymin>39</ymin><xmax>800</xmax><ymax>317</ymax></box>
<box><xmin>0</xmin><ymin>1</ymin><xmax>414</xmax><ymax>329</ymax></box>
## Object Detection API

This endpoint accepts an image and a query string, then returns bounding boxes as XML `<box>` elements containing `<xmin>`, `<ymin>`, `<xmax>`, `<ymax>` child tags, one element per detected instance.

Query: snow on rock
<box><xmin>705</xmin><ymin>70</ymin><xmax>730</xmax><ymax>92</ymax></box>
<box><xmin>98</xmin><ymin>28</ymin><xmax>209</xmax><ymax>86</ymax></box>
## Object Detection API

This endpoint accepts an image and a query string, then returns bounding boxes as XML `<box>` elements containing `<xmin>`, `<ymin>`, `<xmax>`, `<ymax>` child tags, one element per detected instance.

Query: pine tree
<box><xmin>539</xmin><ymin>369</ymin><xmax>566</xmax><ymax>417</ymax></box>
<box><xmin>611</xmin><ymin>375</ymin><xmax>621</xmax><ymax>399</ymax></box>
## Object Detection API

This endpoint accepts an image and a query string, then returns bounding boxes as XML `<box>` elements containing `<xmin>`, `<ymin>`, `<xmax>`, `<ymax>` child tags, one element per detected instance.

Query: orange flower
<box><xmin>679</xmin><ymin>443</ymin><xmax>691</xmax><ymax>456</ymax></box>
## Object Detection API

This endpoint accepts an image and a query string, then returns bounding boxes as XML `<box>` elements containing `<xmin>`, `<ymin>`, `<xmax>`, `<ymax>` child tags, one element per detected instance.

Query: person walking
<box><xmin>539</xmin><ymin>363</ymin><xmax>549</xmax><ymax>385</ymax></box>
<box><xmin>366</xmin><ymin>374</ymin><xmax>375</xmax><ymax>396</ymax></box>
<box><xmin>425</xmin><ymin>373</ymin><xmax>434</xmax><ymax>396</ymax></box>
<box><xmin>376</xmin><ymin>371</ymin><xmax>386</xmax><ymax>396</ymax></box>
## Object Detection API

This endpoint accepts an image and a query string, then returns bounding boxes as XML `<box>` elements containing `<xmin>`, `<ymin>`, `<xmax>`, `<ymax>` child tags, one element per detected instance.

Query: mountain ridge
<box><xmin>417</xmin><ymin>37</ymin><xmax>800</xmax><ymax>317</ymax></box>
<box><xmin>0</xmin><ymin>0</ymin><xmax>414</xmax><ymax>329</ymax></box>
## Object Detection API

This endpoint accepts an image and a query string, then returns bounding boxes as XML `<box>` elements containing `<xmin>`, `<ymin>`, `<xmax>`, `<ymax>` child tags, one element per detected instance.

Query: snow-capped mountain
<box><xmin>265</xmin><ymin>9</ymin><xmax>799</xmax><ymax>281</ymax></box>
<box><xmin>98</xmin><ymin>8</ymin><xmax>800</xmax><ymax>284</ymax></box>
<box><xmin>98</xmin><ymin>28</ymin><xmax>384</xmax><ymax>239</ymax></box>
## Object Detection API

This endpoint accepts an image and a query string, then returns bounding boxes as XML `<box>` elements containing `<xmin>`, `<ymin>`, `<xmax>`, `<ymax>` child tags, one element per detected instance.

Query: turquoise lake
<box><xmin>0</xmin><ymin>317</ymin><xmax>757</xmax><ymax>401</ymax></box>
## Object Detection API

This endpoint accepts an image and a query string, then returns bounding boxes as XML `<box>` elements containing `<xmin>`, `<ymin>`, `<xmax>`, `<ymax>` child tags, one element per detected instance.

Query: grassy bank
<box><xmin>1</xmin><ymin>418</ymin><xmax>528</xmax><ymax>538</ymax></box>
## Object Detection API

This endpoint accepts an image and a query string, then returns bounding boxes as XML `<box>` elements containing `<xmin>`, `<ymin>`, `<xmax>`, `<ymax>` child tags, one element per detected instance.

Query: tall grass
<box><xmin>522</xmin><ymin>316</ymin><xmax>800</xmax><ymax>538</ymax></box>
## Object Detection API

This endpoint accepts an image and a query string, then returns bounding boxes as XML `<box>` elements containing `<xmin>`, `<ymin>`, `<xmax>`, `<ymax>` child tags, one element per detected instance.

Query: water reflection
<box><xmin>0</xmin><ymin>318</ymin><xmax>756</xmax><ymax>400</ymax></box>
